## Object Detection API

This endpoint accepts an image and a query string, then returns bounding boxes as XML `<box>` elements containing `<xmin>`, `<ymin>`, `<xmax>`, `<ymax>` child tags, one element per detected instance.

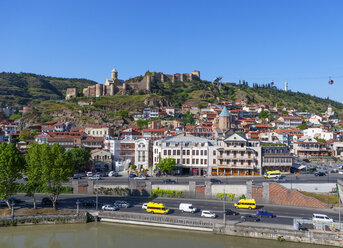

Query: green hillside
<box><xmin>0</xmin><ymin>72</ymin><xmax>97</xmax><ymax>106</ymax></box>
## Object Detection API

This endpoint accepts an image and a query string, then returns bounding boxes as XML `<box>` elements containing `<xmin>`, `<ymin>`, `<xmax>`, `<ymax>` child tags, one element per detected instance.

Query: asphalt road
<box><xmin>10</xmin><ymin>194</ymin><xmax>341</xmax><ymax>227</ymax></box>
<box><xmin>73</xmin><ymin>173</ymin><xmax>343</xmax><ymax>185</ymax></box>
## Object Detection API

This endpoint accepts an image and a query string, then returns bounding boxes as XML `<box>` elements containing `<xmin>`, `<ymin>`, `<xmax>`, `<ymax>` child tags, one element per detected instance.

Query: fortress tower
<box><xmin>111</xmin><ymin>68</ymin><xmax>118</xmax><ymax>81</ymax></box>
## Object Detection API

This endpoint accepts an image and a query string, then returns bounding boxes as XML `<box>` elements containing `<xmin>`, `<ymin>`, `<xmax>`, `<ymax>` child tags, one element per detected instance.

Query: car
<box><xmin>73</xmin><ymin>173</ymin><xmax>81</xmax><ymax>179</ymax></box>
<box><xmin>339</xmin><ymin>170</ymin><xmax>343</xmax><ymax>175</ymax></box>
<box><xmin>297</xmin><ymin>223</ymin><xmax>308</xmax><ymax>231</ymax></box>
<box><xmin>225</xmin><ymin>209</ymin><xmax>239</xmax><ymax>215</ymax></box>
<box><xmin>201</xmin><ymin>210</ymin><xmax>216</xmax><ymax>218</ymax></box>
<box><xmin>274</xmin><ymin>177</ymin><xmax>287</xmax><ymax>183</ymax></box>
<box><xmin>256</xmin><ymin>210</ymin><xmax>276</xmax><ymax>218</ymax></box>
<box><xmin>41</xmin><ymin>197</ymin><xmax>53</xmax><ymax>207</ymax></box>
<box><xmin>163</xmin><ymin>179</ymin><xmax>176</xmax><ymax>184</ymax></box>
<box><xmin>90</xmin><ymin>175</ymin><xmax>101</xmax><ymax>180</ymax></box>
<box><xmin>86</xmin><ymin>172</ymin><xmax>93</xmax><ymax>177</ymax></box>
<box><xmin>114</xmin><ymin>201</ymin><xmax>131</xmax><ymax>208</ymax></box>
<box><xmin>134</xmin><ymin>175</ymin><xmax>147</xmax><ymax>180</ymax></box>
<box><xmin>312</xmin><ymin>213</ymin><xmax>333</xmax><ymax>223</ymax></box>
<box><xmin>241</xmin><ymin>214</ymin><xmax>260</xmax><ymax>222</ymax></box>
<box><xmin>81</xmin><ymin>200</ymin><xmax>96</xmax><ymax>207</ymax></box>
<box><xmin>331</xmin><ymin>169</ymin><xmax>338</xmax><ymax>173</ymax></box>
<box><xmin>99</xmin><ymin>171</ymin><xmax>108</xmax><ymax>177</ymax></box>
<box><xmin>314</xmin><ymin>172</ymin><xmax>326</xmax><ymax>176</ymax></box>
<box><xmin>303</xmin><ymin>159</ymin><xmax>311</xmax><ymax>163</ymax></box>
<box><xmin>0</xmin><ymin>200</ymin><xmax>7</xmax><ymax>207</ymax></box>
<box><xmin>108</xmin><ymin>171</ymin><xmax>119</xmax><ymax>177</ymax></box>
<box><xmin>8</xmin><ymin>197</ymin><xmax>22</xmax><ymax>204</ymax></box>
<box><xmin>129</xmin><ymin>173</ymin><xmax>137</xmax><ymax>178</ymax></box>
<box><xmin>102</xmin><ymin>204</ymin><xmax>118</xmax><ymax>211</ymax></box>
<box><xmin>179</xmin><ymin>203</ymin><xmax>198</xmax><ymax>213</ymax></box>
<box><xmin>142</xmin><ymin>203</ymin><xmax>148</xmax><ymax>209</ymax></box>
<box><xmin>210</xmin><ymin>178</ymin><xmax>222</xmax><ymax>184</ymax></box>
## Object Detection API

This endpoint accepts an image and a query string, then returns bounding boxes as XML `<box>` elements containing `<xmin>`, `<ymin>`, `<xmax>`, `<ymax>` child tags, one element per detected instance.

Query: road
<box><xmin>10</xmin><ymin>193</ymin><xmax>341</xmax><ymax>227</ymax></box>
<box><xmin>73</xmin><ymin>173</ymin><xmax>343</xmax><ymax>185</ymax></box>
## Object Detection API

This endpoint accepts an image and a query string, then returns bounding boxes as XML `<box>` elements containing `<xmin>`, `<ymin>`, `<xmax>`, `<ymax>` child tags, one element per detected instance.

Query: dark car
<box><xmin>8</xmin><ymin>197</ymin><xmax>22</xmax><ymax>204</ymax></box>
<box><xmin>297</xmin><ymin>223</ymin><xmax>308</xmax><ymax>231</ymax></box>
<box><xmin>73</xmin><ymin>173</ymin><xmax>81</xmax><ymax>179</ymax></box>
<box><xmin>41</xmin><ymin>197</ymin><xmax>53</xmax><ymax>206</ymax></box>
<box><xmin>163</xmin><ymin>179</ymin><xmax>176</xmax><ymax>184</ymax></box>
<box><xmin>114</xmin><ymin>201</ymin><xmax>131</xmax><ymax>208</ymax></box>
<box><xmin>81</xmin><ymin>200</ymin><xmax>96</xmax><ymax>207</ymax></box>
<box><xmin>315</xmin><ymin>172</ymin><xmax>326</xmax><ymax>176</ymax></box>
<box><xmin>225</xmin><ymin>209</ymin><xmax>239</xmax><ymax>215</ymax></box>
<box><xmin>210</xmin><ymin>178</ymin><xmax>222</xmax><ymax>184</ymax></box>
<box><xmin>241</xmin><ymin>214</ymin><xmax>260</xmax><ymax>222</ymax></box>
<box><xmin>256</xmin><ymin>210</ymin><xmax>276</xmax><ymax>218</ymax></box>
<box><xmin>129</xmin><ymin>173</ymin><xmax>136</xmax><ymax>178</ymax></box>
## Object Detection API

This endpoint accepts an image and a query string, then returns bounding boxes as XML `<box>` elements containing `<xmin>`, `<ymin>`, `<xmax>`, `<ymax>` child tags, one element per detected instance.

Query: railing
<box><xmin>99</xmin><ymin>211</ymin><xmax>215</xmax><ymax>229</ymax></box>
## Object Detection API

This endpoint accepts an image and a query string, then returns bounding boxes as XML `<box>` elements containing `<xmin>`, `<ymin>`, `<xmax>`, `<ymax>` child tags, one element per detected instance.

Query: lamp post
<box><xmin>223</xmin><ymin>188</ymin><xmax>226</xmax><ymax>227</ymax></box>
<box><xmin>76</xmin><ymin>200</ymin><xmax>80</xmax><ymax>216</ymax></box>
<box><xmin>11</xmin><ymin>203</ymin><xmax>14</xmax><ymax>222</ymax></box>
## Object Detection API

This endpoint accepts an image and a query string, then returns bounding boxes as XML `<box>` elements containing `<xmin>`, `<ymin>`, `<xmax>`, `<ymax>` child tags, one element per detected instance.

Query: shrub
<box><xmin>216</xmin><ymin>193</ymin><xmax>236</xmax><ymax>201</ymax></box>
<box><xmin>150</xmin><ymin>188</ymin><xmax>183</xmax><ymax>198</ymax></box>
<box><xmin>240</xmin><ymin>194</ymin><xmax>246</xmax><ymax>200</ymax></box>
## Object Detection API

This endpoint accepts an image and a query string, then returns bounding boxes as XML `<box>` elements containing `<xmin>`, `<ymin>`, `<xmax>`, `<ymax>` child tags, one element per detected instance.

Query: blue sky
<box><xmin>1</xmin><ymin>0</ymin><xmax>342</xmax><ymax>102</ymax></box>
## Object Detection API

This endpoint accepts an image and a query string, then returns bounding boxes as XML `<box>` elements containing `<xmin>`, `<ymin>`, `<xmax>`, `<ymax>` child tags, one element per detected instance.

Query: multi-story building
<box><xmin>184</xmin><ymin>125</ymin><xmax>214</xmax><ymax>138</ymax></box>
<box><xmin>293</xmin><ymin>137</ymin><xmax>331</xmax><ymax>157</ymax></box>
<box><xmin>274</xmin><ymin>116</ymin><xmax>303</xmax><ymax>129</ymax></box>
<box><xmin>212</xmin><ymin>134</ymin><xmax>262</xmax><ymax>176</ymax></box>
<box><xmin>85</xmin><ymin>125</ymin><xmax>111</xmax><ymax>137</ymax></box>
<box><xmin>261</xmin><ymin>145</ymin><xmax>293</xmax><ymax>174</ymax></box>
<box><xmin>135</xmin><ymin>138</ymin><xmax>151</xmax><ymax>171</ymax></box>
<box><xmin>153</xmin><ymin>136</ymin><xmax>217</xmax><ymax>176</ymax></box>
<box><xmin>91</xmin><ymin>149</ymin><xmax>113</xmax><ymax>171</ymax></box>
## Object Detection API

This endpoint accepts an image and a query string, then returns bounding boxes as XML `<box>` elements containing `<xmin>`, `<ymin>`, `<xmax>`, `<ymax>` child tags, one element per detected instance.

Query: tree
<box><xmin>297</xmin><ymin>123</ymin><xmax>309</xmax><ymax>130</ymax></box>
<box><xmin>19</xmin><ymin>129</ymin><xmax>38</xmax><ymax>142</ymax></box>
<box><xmin>258</xmin><ymin>110</ymin><xmax>270</xmax><ymax>120</ymax></box>
<box><xmin>155</xmin><ymin>158</ymin><xmax>177</xmax><ymax>175</ymax></box>
<box><xmin>197</xmin><ymin>103</ymin><xmax>204</xmax><ymax>110</ymax></box>
<box><xmin>66</xmin><ymin>148</ymin><xmax>90</xmax><ymax>171</ymax></box>
<box><xmin>0</xmin><ymin>143</ymin><xmax>25</xmax><ymax>208</ymax></box>
<box><xmin>25</xmin><ymin>143</ymin><xmax>43</xmax><ymax>209</ymax></box>
<box><xmin>183</xmin><ymin>111</ymin><xmax>195</xmax><ymax>125</ymax></box>
<box><xmin>130</xmin><ymin>164</ymin><xmax>137</xmax><ymax>170</ymax></box>
<box><xmin>40</xmin><ymin>143</ymin><xmax>73</xmax><ymax>209</ymax></box>
<box><xmin>281</xmin><ymin>110</ymin><xmax>288</xmax><ymax>115</ymax></box>
<box><xmin>136</xmin><ymin>120</ymin><xmax>148</xmax><ymax>130</ymax></box>
<box><xmin>119</xmin><ymin>110</ymin><xmax>129</xmax><ymax>118</ymax></box>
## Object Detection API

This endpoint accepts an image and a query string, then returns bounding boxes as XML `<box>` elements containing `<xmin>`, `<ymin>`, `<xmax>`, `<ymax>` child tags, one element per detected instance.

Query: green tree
<box><xmin>281</xmin><ymin>110</ymin><xmax>288</xmax><ymax>115</ymax></box>
<box><xmin>66</xmin><ymin>148</ymin><xmax>90</xmax><ymax>171</ymax></box>
<box><xmin>119</xmin><ymin>110</ymin><xmax>129</xmax><ymax>118</ymax></box>
<box><xmin>258</xmin><ymin>110</ymin><xmax>270</xmax><ymax>120</ymax></box>
<box><xmin>297</xmin><ymin>123</ymin><xmax>308</xmax><ymax>130</ymax></box>
<box><xmin>19</xmin><ymin>129</ymin><xmax>38</xmax><ymax>142</ymax></box>
<box><xmin>197</xmin><ymin>103</ymin><xmax>204</xmax><ymax>109</ymax></box>
<box><xmin>25</xmin><ymin>143</ymin><xmax>43</xmax><ymax>209</ymax></box>
<box><xmin>183</xmin><ymin>111</ymin><xmax>195</xmax><ymax>125</ymax></box>
<box><xmin>136</xmin><ymin>120</ymin><xmax>148</xmax><ymax>130</ymax></box>
<box><xmin>9</xmin><ymin>112</ymin><xmax>22</xmax><ymax>120</ymax></box>
<box><xmin>155</xmin><ymin>158</ymin><xmax>177</xmax><ymax>174</ymax></box>
<box><xmin>0</xmin><ymin>143</ymin><xmax>25</xmax><ymax>208</ymax></box>
<box><xmin>130</xmin><ymin>164</ymin><xmax>137</xmax><ymax>170</ymax></box>
<box><xmin>40</xmin><ymin>143</ymin><xmax>73</xmax><ymax>209</ymax></box>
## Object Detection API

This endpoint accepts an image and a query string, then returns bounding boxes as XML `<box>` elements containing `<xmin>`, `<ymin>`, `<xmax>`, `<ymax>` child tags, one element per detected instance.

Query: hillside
<box><xmin>0</xmin><ymin>72</ymin><xmax>97</xmax><ymax>106</ymax></box>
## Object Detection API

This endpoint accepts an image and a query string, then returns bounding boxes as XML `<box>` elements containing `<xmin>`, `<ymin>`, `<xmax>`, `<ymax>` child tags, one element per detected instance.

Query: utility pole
<box><xmin>223</xmin><ymin>188</ymin><xmax>226</xmax><ymax>227</ymax></box>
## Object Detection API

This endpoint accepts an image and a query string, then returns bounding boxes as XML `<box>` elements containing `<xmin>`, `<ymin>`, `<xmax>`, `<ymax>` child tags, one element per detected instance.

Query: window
<box><xmin>187</xmin><ymin>150</ymin><xmax>190</xmax><ymax>155</ymax></box>
<box><xmin>182</xmin><ymin>150</ymin><xmax>185</xmax><ymax>155</ymax></box>
<box><xmin>213</xmin><ymin>151</ymin><xmax>216</xmax><ymax>155</ymax></box>
<box><xmin>204</xmin><ymin>150</ymin><xmax>207</xmax><ymax>156</ymax></box>
<box><xmin>213</xmin><ymin>159</ymin><xmax>216</xmax><ymax>164</ymax></box>
<box><xmin>168</xmin><ymin>150</ymin><xmax>171</xmax><ymax>156</ymax></box>
<box><xmin>187</xmin><ymin>159</ymin><xmax>189</xmax><ymax>164</ymax></box>
<box><xmin>200</xmin><ymin>159</ymin><xmax>203</xmax><ymax>164</ymax></box>
<box><xmin>182</xmin><ymin>159</ymin><xmax>185</xmax><ymax>164</ymax></box>
<box><xmin>173</xmin><ymin>150</ymin><xmax>176</xmax><ymax>155</ymax></box>
<box><xmin>192</xmin><ymin>159</ymin><xmax>195</xmax><ymax>164</ymax></box>
<box><xmin>196</xmin><ymin>159</ymin><xmax>199</xmax><ymax>164</ymax></box>
<box><xmin>200</xmin><ymin>150</ymin><xmax>203</xmax><ymax>156</ymax></box>
<box><xmin>204</xmin><ymin>159</ymin><xmax>207</xmax><ymax>164</ymax></box>
<box><xmin>177</xmin><ymin>150</ymin><xmax>180</xmax><ymax>155</ymax></box>
<box><xmin>192</xmin><ymin>150</ymin><xmax>195</xmax><ymax>155</ymax></box>
<box><xmin>196</xmin><ymin>150</ymin><xmax>199</xmax><ymax>156</ymax></box>
<box><xmin>164</xmin><ymin>150</ymin><xmax>167</xmax><ymax>156</ymax></box>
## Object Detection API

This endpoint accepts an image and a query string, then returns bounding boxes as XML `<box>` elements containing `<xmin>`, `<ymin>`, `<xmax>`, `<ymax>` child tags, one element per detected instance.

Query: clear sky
<box><xmin>1</xmin><ymin>0</ymin><xmax>342</xmax><ymax>102</ymax></box>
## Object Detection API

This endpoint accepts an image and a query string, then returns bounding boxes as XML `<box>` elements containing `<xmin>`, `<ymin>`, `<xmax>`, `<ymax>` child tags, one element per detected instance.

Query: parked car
<box><xmin>129</xmin><ymin>173</ymin><xmax>137</xmax><ymax>178</ymax></box>
<box><xmin>331</xmin><ymin>169</ymin><xmax>338</xmax><ymax>173</ymax></box>
<box><xmin>225</xmin><ymin>209</ymin><xmax>239</xmax><ymax>215</ymax></box>
<box><xmin>297</xmin><ymin>223</ymin><xmax>308</xmax><ymax>231</ymax></box>
<box><xmin>8</xmin><ymin>197</ymin><xmax>22</xmax><ymax>204</ymax></box>
<box><xmin>134</xmin><ymin>175</ymin><xmax>147</xmax><ymax>180</ymax></box>
<box><xmin>108</xmin><ymin>171</ymin><xmax>119</xmax><ymax>177</ymax></box>
<box><xmin>0</xmin><ymin>200</ymin><xmax>7</xmax><ymax>207</ymax></box>
<box><xmin>99</xmin><ymin>171</ymin><xmax>108</xmax><ymax>177</ymax></box>
<box><xmin>201</xmin><ymin>210</ymin><xmax>216</xmax><ymax>218</ymax></box>
<box><xmin>241</xmin><ymin>214</ymin><xmax>260</xmax><ymax>222</ymax></box>
<box><xmin>102</xmin><ymin>204</ymin><xmax>118</xmax><ymax>211</ymax></box>
<box><xmin>86</xmin><ymin>171</ymin><xmax>93</xmax><ymax>177</ymax></box>
<box><xmin>73</xmin><ymin>173</ymin><xmax>81</xmax><ymax>179</ymax></box>
<box><xmin>114</xmin><ymin>201</ymin><xmax>131</xmax><ymax>208</ymax></box>
<box><xmin>210</xmin><ymin>178</ymin><xmax>222</xmax><ymax>184</ymax></box>
<box><xmin>90</xmin><ymin>175</ymin><xmax>101</xmax><ymax>180</ymax></box>
<box><xmin>163</xmin><ymin>179</ymin><xmax>176</xmax><ymax>184</ymax></box>
<box><xmin>142</xmin><ymin>203</ymin><xmax>148</xmax><ymax>209</ymax></box>
<box><xmin>256</xmin><ymin>210</ymin><xmax>275</xmax><ymax>218</ymax></box>
<box><xmin>338</xmin><ymin>170</ymin><xmax>343</xmax><ymax>175</ymax></box>
<box><xmin>41</xmin><ymin>197</ymin><xmax>53</xmax><ymax>207</ymax></box>
<box><xmin>274</xmin><ymin>177</ymin><xmax>287</xmax><ymax>183</ymax></box>
<box><xmin>179</xmin><ymin>203</ymin><xmax>198</xmax><ymax>213</ymax></box>
<box><xmin>81</xmin><ymin>200</ymin><xmax>96</xmax><ymax>207</ymax></box>
<box><xmin>314</xmin><ymin>172</ymin><xmax>326</xmax><ymax>177</ymax></box>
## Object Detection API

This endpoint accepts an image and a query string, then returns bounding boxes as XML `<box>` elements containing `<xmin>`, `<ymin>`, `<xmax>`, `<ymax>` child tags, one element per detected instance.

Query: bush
<box><xmin>150</xmin><ymin>187</ymin><xmax>183</xmax><ymax>198</ymax></box>
<box><xmin>240</xmin><ymin>194</ymin><xmax>246</xmax><ymax>200</ymax></box>
<box><xmin>216</xmin><ymin>193</ymin><xmax>236</xmax><ymax>201</ymax></box>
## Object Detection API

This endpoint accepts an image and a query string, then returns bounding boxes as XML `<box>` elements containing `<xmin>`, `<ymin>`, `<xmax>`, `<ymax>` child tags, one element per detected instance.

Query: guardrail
<box><xmin>99</xmin><ymin>211</ymin><xmax>215</xmax><ymax>229</ymax></box>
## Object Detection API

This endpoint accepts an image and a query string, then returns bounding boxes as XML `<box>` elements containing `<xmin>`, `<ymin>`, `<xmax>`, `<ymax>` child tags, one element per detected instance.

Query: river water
<box><xmin>0</xmin><ymin>223</ymin><xmax>330</xmax><ymax>248</ymax></box>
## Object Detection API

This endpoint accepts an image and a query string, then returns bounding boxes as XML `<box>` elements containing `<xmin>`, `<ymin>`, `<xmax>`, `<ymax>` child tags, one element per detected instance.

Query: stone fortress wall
<box><xmin>65</xmin><ymin>68</ymin><xmax>201</xmax><ymax>99</ymax></box>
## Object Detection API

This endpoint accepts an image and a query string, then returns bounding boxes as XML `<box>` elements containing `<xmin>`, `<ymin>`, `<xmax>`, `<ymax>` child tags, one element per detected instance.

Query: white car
<box><xmin>134</xmin><ymin>175</ymin><xmax>147</xmax><ymax>180</ymax></box>
<box><xmin>312</xmin><ymin>213</ymin><xmax>333</xmax><ymax>223</ymax></box>
<box><xmin>102</xmin><ymin>204</ymin><xmax>118</xmax><ymax>211</ymax></box>
<box><xmin>339</xmin><ymin>170</ymin><xmax>343</xmax><ymax>175</ymax></box>
<box><xmin>86</xmin><ymin>171</ymin><xmax>93</xmax><ymax>177</ymax></box>
<box><xmin>90</xmin><ymin>175</ymin><xmax>101</xmax><ymax>180</ymax></box>
<box><xmin>142</xmin><ymin>203</ymin><xmax>148</xmax><ymax>209</ymax></box>
<box><xmin>201</xmin><ymin>210</ymin><xmax>216</xmax><ymax>218</ymax></box>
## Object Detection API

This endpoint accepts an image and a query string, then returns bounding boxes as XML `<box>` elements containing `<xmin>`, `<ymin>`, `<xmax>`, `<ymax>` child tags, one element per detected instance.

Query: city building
<box><xmin>293</xmin><ymin>137</ymin><xmax>331</xmax><ymax>157</ymax></box>
<box><xmin>261</xmin><ymin>145</ymin><xmax>293</xmax><ymax>174</ymax></box>
<box><xmin>91</xmin><ymin>149</ymin><xmax>113</xmax><ymax>171</ymax></box>
<box><xmin>134</xmin><ymin>138</ymin><xmax>151</xmax><ymax>171</ymax></box>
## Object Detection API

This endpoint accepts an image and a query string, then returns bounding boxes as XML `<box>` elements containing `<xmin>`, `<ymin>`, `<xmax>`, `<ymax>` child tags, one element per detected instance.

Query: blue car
<box><xmin>256</xmin><ymin>210</ymin><xmax>276</xmax><ymax>218</ymax></box>
<box><xmin>129</xmin><ymin>173</ymin><xmax>136</xmax><ymax>178</ymax></box>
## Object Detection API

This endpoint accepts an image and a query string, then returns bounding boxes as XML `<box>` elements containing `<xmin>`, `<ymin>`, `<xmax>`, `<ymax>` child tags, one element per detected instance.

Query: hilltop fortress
<box><xmin>65</xmin><ymin>68</ymin><xmax>200</xmax><ymax>99</ymax></box>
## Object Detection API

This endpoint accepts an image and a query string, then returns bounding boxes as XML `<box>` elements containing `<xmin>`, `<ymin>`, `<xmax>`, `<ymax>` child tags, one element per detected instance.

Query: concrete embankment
<box><xmin>98</xmin><ymin>211</ymin><xmax>343</xmax><ymax>247</ymax></box>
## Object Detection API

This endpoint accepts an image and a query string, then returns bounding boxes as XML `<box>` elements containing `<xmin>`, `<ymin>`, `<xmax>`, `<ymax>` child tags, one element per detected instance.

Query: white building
<box><xmin>303</xmin><ymin>128</ymin><xmax>336</xmax><ymax>141</ymax></box>
<box><xmin>135</xmin><ymin>138</ymin><xmax>151</xmax><ymax>171</ymax></box>
<box><xmin>85</xmin><ymin>125</ymin><xmax>110</xmax><ymax>137</ymax></box>
<box><xmin>153</xmin><ymin>135</ymin><xmax>217</xmax><ymax>176</ymax></box>
<box><xmin>308</xmin><ymin>114</ymin><xmax>323</xmax><ymax>125</ymax></box>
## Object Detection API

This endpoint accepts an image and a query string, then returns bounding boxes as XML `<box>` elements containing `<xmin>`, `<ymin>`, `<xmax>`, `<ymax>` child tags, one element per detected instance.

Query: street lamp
<box><xmin>76</xmin><ymin>200</ymin><xmax>80</xmax><ymax>216</ymax></box>
<box><xmin>223</xmin><ymin>188</ymin><xmax>226</xmax><ymax>227</ymax></box>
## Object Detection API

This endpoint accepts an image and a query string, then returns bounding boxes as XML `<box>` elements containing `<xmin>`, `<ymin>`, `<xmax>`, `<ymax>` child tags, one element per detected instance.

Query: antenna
<box><xmin>213</xmin><ymin>76</ymin><xmax>223</xmax><ymax>90</ymax></box>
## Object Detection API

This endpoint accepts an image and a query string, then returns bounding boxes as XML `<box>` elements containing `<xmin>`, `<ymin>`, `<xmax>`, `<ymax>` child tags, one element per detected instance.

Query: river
<box><xmin>0</xmin><ymin>223</ymin><xmax>331</xmax><ymax>248</ymax></box>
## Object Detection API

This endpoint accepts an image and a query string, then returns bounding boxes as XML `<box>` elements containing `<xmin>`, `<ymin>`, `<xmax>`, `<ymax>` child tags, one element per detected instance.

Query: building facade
<box><xmin>261</xmin><ymin>146</ymin><xmax>293</xmax><ymax>174</ymax></box>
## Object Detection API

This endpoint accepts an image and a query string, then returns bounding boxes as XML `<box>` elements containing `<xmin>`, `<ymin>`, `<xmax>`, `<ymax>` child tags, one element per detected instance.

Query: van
<box><xmin>264</xmin><ymin>170</ymin><xmax>281</xmax><ymax>179</ymax></box>
<box><xmin>312</xmin><ymin>214</ymin><xmax>333</xmax><ymax>223</ymax></box>
<box><xmin>234</xmin><ymin>199</ymin><xmax>256</xmax><ymax>210</ymax></box>
<box><xmin>179</xmin><ymin>203</ymin><xmax>198</xmax><ymax>213</ymax></box>
<box><xmin>146</xmin><ymin>202</ymin><xmax>169</xmax><ymax>214</ymax></box>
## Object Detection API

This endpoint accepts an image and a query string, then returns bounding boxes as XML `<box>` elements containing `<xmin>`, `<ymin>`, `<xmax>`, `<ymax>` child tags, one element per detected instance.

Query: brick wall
<box><xmin>252</xmin><ymin>186</ymin><xmax>263</xmax><ymax>202</ymax></box>
<box><xmin>268</xmin><ymin>183</ymin><xmax>328</xmax><ymax>208</ymax></box>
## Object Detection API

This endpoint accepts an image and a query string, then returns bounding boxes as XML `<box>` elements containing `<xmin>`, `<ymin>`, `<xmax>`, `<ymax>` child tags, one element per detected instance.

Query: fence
<box><xmin>99</xmin><ymin>211</ymin><xmax>215</xmax><ymax>229</ymax></box>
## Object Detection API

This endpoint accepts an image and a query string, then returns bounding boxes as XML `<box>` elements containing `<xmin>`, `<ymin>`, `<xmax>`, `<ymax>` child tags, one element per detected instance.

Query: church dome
<box><xmin>219</xmin><ymin>106</ymin><xmax>230</xmax><ymax>117</ymax></box>
<box><xmin>112</xmin><ymin>68</ymin><xmax>117</xmax><ymax>72</ymax></box>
